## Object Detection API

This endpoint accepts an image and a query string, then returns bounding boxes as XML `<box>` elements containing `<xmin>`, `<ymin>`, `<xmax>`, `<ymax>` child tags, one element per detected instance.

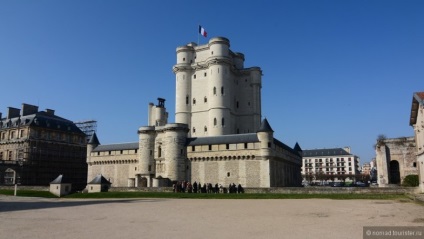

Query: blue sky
<box><xmin>1</xmin><ymin>1</ymin><xmax>423</xmax><ymax>164</ymax></box>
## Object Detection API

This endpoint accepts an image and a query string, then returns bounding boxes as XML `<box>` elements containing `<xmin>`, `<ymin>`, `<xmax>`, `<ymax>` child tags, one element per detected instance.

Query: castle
<box><xmin>87</xmin><ymin>37</ymin><xmax>302</xmax><ymax>188</ymax></box>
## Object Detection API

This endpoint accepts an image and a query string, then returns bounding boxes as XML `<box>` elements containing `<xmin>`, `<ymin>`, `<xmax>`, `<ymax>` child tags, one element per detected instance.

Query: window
<box><xmin>150</xmin><ymin>150</ymin><xmax>152</xmax><ymax>156</ymax></box>
<box><xmin>267</xmin><ymin>142</ymin><xmax>271</xmax><ymax>148</ymax></box>
<box><xmin>214</xmin><ymin>118</ymin><xmax>217</xmax><ymax>126</ymax></box>
<box><xmin>135</xmin><ymin>149</ymin><xmax>138</xmax><ymax>154</ymax></box>
<box><xmin>10</xmin><ymin>131</ymin><xmax>15</xmax><ymax>139</ymax></box>
<box><xmin>148</xmin><ymin>165</ymin><xmax>152</xmax><ymax>171</ymax></box>
<box><xmin>211</xmin><ymin>51</ymin><xmax>214</xmax><ymax>55</ymax></box>
<box><xmin>8</xmin><ymin>151</ymin><xmax>12</xmax><ymax>160</ymax></box>
<box><xmin>204</xmin><ymin>126</ymin><xmax>207</xmax><ymax>132</ymax></box>
<box><xmin>226</xmin><ymin>144</ymin><xmax>229</xmax><ymax>150</ymax></box>
<box><xmin>109</xmin><ymin>151</ymin><xmax>112</xmax><ymax>155</ymax></box>
<box><xmin>183</xmin><ymin>57</ymin><xmax>185</xmax><ymax>61</ymax></box>
<box><xmin>413</xmin><ymin>162</ymin><xmax>417</xmax><ymax>167</ymax></box>
<box><xmin>204</xmin><ymin>97</ymin><xmax>207</xmax><ymax>103</ymax></box>
<box><xmin>244</xmin><ymin>143</ymin><xmax>248</xmax><ymax>149</ymax></box>
<box><xmin>227</xmin><ymin>172</ymin><xmax>230</xmax><ymax>177</ymax></box>
<box><xmin>192</xmin><ymin>146</ymin><xmax>195</xmax><ymax>152</ymax></box>
<box><xmin>222</xmin><ymin>118</ymin><xmax>225</xmax><ymax>126</ymax></box>
<box><xmin>213</xmin><ymin>87</ymin><xmax>216</xmax><ymax>95</ymax></box>
<box><xmin>204</xmin><ymin>72</ymin><xmax>207</xmax><ymax>77</ymax></box>
<box><xmin>186</xmin><ymin>95</ymin><xmax>189</xmax><ymax>105</ymax></box>
<box><xmin>209</xmin><ymin>145</ymin><xmax>212</xmax><ymax>151</ymax></box>
<box><xmin>120</xmin><ymin>150</ymin><xmax>123</xmax><ymax>154</ymax></box>
<box><xmin>236</xmin><ymin>101</ymin><xmax>239</xmax><ymax>108</ymax></box>
<box><xmin>97</xmin><ymin>152</ymin><xmax>100</xmax><ymax>156</ymax></box>
<box><xmin>193</xmin><ymin>127</ymin><xmax>196</xmax><ymax>133</ymax></box>
<box><xmin>221</xmin><ymin>87</ymin><xmax>224</xmax><ymax>95</ymax></box>
<box><xmin>193</xmin><ymin>98</ymin><xmax>196</xmax><ymax>105</ymax></box>
<box><xmin>158</xmin><ymin>146</ymin><xmax>162</xmax><ymax>157</ymax></box>
<box><xmin>193</xmin><ymin>74</ymin><xmax>196</xmax><ymax>79</ymax></box>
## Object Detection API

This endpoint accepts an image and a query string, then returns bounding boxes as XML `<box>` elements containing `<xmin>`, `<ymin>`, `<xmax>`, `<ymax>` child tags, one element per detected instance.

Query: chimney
<box><xmin>45</xmin><ymin>109</ymin><xmax>55</xmax><ymax>116</ymax></box>
<box><xmin>21</xmin><ymin>103</ymin><xmax>39</xmax><ymax>116</ymax></box>
<box><xmin>343</xmin><ymin>147</ymin><xmax>351</xmax><ymax>154</ymax></box>
<box><xmin>7</xmin><ymin>107</ymin><xmax>20</xmax><ymax>119</ymax></box>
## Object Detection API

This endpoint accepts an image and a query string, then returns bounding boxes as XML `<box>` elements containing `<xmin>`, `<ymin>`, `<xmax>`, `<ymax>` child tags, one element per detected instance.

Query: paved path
<box><xmin>1</xmin><ymin>196</ymin><xmax>423</xmax><ymax>239</ymax></box>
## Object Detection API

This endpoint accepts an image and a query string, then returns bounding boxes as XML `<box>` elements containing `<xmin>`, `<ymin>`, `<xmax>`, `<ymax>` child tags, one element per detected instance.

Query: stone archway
<box><xmin>140</xmin><ymin>177</ymin><xmax>148</xmax><ymax>187</ymax></box>
<box><xmin>389</xmin><ymin>160</ymin><xmax>400</xmax><ymax>184</ymax></box>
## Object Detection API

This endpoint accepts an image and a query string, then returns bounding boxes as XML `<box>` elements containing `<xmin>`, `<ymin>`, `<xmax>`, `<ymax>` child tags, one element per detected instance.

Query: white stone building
<box><xmin>302</xmin><ymin>147</ymin><xmax>360</xmax><ymax>183</ymax></box>
<box><xmin>86</xmin><ymin>37</ymin><xmax>302</xmax><ymax>188</ymax></box>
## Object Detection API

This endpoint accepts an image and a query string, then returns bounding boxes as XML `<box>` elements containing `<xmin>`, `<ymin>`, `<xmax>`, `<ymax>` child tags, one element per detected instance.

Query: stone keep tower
<box><xmin>173</xmin><ymin>37</ymin><xmax>262</xmax><ymax>137</ymax></box>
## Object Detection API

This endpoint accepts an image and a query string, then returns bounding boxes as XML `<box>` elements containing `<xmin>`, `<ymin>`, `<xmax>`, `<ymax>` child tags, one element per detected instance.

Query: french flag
<box><xmin>199</xmin><ymin>25</ymin><xmax>207</xmax><ymax>37</ymax></box>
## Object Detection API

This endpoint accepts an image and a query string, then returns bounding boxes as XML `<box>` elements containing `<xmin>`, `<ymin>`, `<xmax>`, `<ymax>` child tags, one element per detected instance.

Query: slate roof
<box><xmin>50</xmin><ymin>174</ymin><xmax>72</xmax><ymax>184</ymax></box>
<box><xmin>302</xmin><ymin>148</ymin><xmax>351</xmax><ymax>157</ymax></box>
<box><xmin>293</xmin><ymin>142</ymin><xmax>302</xmax><ymax>152</ymax></box>
<box><xmin>88</xmin><ymin>132</ymin><xmax>100</xmax><ymax>145</ymax></box>
<box><xmin>187</xmin><ymin>133</ymin><xmax>260</xmax><ymax>146</ymax></box>
<box><xmin>0</xmin><ymin>111</ymin><xmax>84</xmax><ymax>135</ymax></box>
<box><xmin>88</xmin><ymin>174</ymin><xmax>111</xmax><ymax>184</ymax></box>
<box><xmin>274</xmin><ymin>138</ymin><xmax>302</xmax><ymax>156</ymax></box>
<box><xmin>257</xmin><ymin>118</ymin><xmax>274</xmax><ymax>132</ymax></box>
<box><xmin>410</xmin><ymin>92</ymin><xmax>424</xmax><ymax>126</ymax></box>
<box><xmin>93</xmin><ymin>142</ymin><xmax>139</xmax><ymax>152</ymax></box>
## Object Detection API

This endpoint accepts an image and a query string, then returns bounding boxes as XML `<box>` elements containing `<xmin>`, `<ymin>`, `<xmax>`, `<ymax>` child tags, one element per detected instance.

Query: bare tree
<box><xmin>374</xmin><ymin>134</ymin><xmax>387</xmax><ymax>149</ymax></box>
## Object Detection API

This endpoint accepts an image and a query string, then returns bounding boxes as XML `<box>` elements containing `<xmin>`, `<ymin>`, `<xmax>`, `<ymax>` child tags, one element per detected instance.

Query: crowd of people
<box><xmin>172</xmin><ymin>181</ymin><xmax>244</xmax><ymax>194</ymax></box>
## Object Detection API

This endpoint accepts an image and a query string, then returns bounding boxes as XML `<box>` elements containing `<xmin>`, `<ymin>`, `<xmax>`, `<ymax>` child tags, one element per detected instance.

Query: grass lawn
<box><xmin>0</xmin><ymin>189</ymin><xmax>57</xmax><ymax>198</ymax></box>
<box><xmin>0</xmin><ymin>189</ymin><xmax>411</xmax><ymax>201</ymax></box>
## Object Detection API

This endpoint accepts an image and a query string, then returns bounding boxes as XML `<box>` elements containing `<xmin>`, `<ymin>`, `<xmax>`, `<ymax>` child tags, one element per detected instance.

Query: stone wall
<box><xmin>376</xmin><ymin>137</ymin><xmax>417</xmax><ymax>186</ymax></box>
<box><xmin>190</xmin><ymin>159</ymin><xmax>269</xmax><ymax>187</ymax></box>
<box><xmin>108</xmin><ymin>186</ymin><xmax>414</xmax><ymax>194</ymax></box>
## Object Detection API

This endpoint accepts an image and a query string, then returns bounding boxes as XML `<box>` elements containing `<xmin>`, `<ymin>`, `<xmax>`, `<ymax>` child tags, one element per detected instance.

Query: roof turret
<box><xmin>88</xmin><ymin>132</ymin><xmax>100</xmax><ymax>145</ymax></box>
<box><xmin>257</xmin><ymin>118</ymin><xmax>274</xmax><ymax>133</ymax></box>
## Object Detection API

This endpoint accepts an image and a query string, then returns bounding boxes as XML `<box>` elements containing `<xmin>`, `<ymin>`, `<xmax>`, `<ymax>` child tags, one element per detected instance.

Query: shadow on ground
<box><xmin>0</xmin><ymin>197</ymin><xmax>165</xmax><ymax>213</ymax></box>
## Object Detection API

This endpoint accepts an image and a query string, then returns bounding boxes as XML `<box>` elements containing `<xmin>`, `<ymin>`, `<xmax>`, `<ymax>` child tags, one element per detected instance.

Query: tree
<box><xmin>374</xmin><ymin>134</ymin><xmax>387</xmax><ymax>149</ymax></box>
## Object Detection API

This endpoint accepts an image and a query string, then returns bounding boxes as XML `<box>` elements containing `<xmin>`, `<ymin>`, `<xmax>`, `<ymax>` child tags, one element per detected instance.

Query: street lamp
<box><xmin>14</xmin><ymin>149</ymin><xmax>24</xmax><ymax>196</ymax></box>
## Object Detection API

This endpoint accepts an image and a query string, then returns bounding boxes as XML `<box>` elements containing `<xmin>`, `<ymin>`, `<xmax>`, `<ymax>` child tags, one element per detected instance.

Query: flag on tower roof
<box><xmin>199</xmin><ymin>25</ymin><xmax>207</xmax><ymax>37</ymax></box>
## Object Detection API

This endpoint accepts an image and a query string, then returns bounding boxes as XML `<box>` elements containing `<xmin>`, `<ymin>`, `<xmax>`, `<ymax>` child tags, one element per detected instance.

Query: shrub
<box><xmin>402</xmin><ymin>175</ymin><xmax>419</xmax><ymax>187</ymax></box>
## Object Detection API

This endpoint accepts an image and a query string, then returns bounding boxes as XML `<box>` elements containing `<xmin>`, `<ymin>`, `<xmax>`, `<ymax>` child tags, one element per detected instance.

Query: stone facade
<box><xmin>0</xmin><ymin>103</ymin><xmax>87</xmax><ymax>190</ymax></box>
<box><xmin>375</xmin><ymin>137</ymin><xmax>417</xmax><ymax>186</ymax></box>
<box><xmin>302</xmin><ymin>147</ymin><xmax>360</xmax><ymax>183</ymax></box>
<box><xmin>174</xmin><ymin>37</ymin><xmax>262</xmax><ymax>137</ymax></box>
<box><xmin>86</xmin><ymin>37</ymin><xmax>302</xmax><ymax>188</ymax></box>
<box><xmin>410</xmin><ymin>92</ymin><xmax>424</xmax><ymax>192</ymax></box>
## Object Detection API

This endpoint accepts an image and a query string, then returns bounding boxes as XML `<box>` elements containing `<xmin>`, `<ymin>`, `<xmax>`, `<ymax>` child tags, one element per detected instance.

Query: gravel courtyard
<box><xmin>1</xmin><ymin>196</ymin><xmax>424</xmax><ymax>239</ymax></box>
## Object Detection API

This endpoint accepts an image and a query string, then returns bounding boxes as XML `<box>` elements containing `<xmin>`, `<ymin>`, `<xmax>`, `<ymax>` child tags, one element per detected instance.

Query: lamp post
<box><xmin>14</xmin><ymin>150</ymin><xmax>24</xmax><ymax>196</ymax></box>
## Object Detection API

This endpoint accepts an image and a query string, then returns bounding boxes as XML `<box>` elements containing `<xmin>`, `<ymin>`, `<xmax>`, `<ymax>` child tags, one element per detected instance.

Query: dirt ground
<box><xmin>1</xmin><ymin>196</ymin><xmax>424</xmax><ymax>239</ymax></box>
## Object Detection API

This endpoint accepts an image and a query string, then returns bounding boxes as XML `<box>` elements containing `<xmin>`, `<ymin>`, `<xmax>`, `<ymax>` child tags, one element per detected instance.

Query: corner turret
<box><xmin>87</xmin><ymin>132</ymin><xmax>100</xmax><ymax>163</ymax></box>
<box><xmin>257</xmin><ymin>118</ymin><xmax>274</xmax><ymax>157</ymax></box>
